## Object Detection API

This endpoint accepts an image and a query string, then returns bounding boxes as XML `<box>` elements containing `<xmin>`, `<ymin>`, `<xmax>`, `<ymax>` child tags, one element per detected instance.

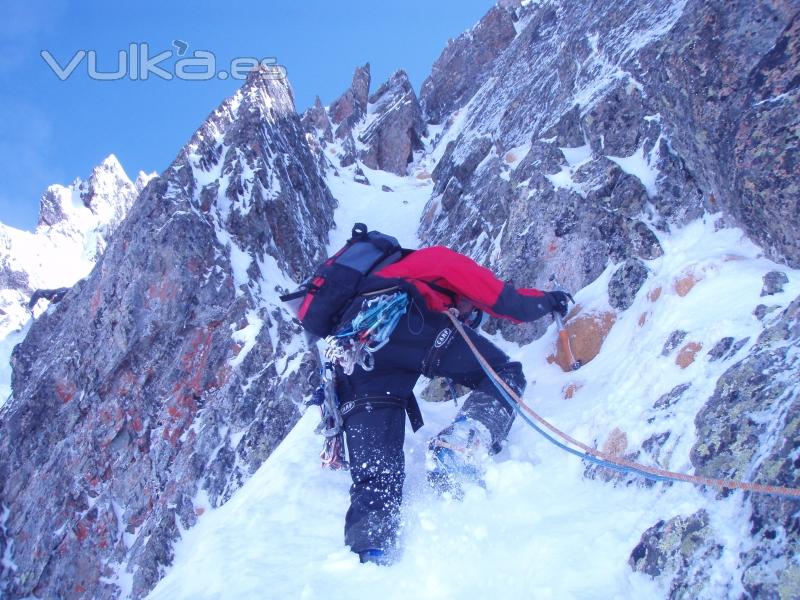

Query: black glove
<box><xmin>545</xmin><ymin>290</ymin><xmax>573</xmax><ymax>317</ymax></box>
<box><xmin>462</xmin><ymin>308</ymin><xmax>485</xmax><ymax>330</ymax></box>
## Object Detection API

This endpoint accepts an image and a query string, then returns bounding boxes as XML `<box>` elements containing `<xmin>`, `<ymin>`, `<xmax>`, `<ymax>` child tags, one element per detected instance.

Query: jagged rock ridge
<box><xmin>0</xmin><ymin>1</ymin><xmax>798</xmax><ymax>598</ymax></box>
<box><xmin>302</xmin><ymin>63</ymin><xmax>427</xmax><ymax>177</ymax></box>
<box><xmin>419</xmin><ymin>4</ymin><xmax>518</xmax><ymax>124</ymax></box>
<box><xmin>0</xmin><ymin>66</ymin><xmax>334</xmax><ymax>599</ymax></box>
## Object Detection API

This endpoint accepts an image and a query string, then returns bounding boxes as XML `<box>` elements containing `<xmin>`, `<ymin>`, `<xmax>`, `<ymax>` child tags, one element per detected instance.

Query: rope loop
<box><xmin>443</xmin><ymin>310</ymin><xmax>800</xmax><ymax>501</ymax></box>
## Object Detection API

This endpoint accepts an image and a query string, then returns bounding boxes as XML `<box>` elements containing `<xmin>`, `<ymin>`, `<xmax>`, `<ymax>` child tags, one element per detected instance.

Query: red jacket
<box><xmin>374</xmin><ymin>246</ymin><xmax>552</xmax><ymax>323</ymax></box>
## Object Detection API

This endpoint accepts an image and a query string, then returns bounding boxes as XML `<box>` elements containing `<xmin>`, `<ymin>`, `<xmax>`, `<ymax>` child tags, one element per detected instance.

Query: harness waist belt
<box><xmin>339</xmin><ymin>393</ymin><xmax>424</xmax><ymax>433</ymax></box>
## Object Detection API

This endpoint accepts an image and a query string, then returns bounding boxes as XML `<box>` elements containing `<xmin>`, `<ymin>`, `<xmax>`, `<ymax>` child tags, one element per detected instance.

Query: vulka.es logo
<box><xmin>40</xmin><ymin>41</ymin><xmax>287</xmax><ymax>82</ymax></box>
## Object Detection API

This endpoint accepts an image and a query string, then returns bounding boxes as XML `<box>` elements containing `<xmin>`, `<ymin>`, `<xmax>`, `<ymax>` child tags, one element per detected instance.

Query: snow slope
<box><xmin>147</xmin><ymin>158</ymin><xmax>800</xmax><ymax>599</ymax></box>
<box><xmin>325</xmin><ymin>164</ymin><xmax>433</xmax><ymax>251</ymax></box>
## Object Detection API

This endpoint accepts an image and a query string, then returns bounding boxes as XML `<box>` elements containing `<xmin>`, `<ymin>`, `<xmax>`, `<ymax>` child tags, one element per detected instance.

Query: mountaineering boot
<box><xmin>426</xmin><ymin>416</ymin><xmax>491</xmax><ymax>499</ymax></box>
<box><xmin>359</xmin><ymin>548</ymin><xmax>393</xmax><ymax>566</ymax></box>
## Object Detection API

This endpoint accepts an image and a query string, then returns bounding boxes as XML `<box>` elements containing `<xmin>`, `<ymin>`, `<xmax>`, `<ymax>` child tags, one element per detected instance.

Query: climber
<box><xmin>27</xmin><ymin>287</ymin><xmax>70</xmax><ymax>309</ymax></box>
<box><xmin>285</xmin><ymin>225</ymin><xmax>571</xmax><ymax>566</ymax></box>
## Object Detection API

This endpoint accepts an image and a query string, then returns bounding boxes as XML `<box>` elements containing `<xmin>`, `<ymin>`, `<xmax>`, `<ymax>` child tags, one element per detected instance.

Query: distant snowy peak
<box><xmin>81</xmin><ymin>154</ymin><xmax>139</xmax><ymax>226</ymax></box>
<box><xmin>36</xmin><ymin>184</ymin><xmax>78</xmax><ymax>229</ymax></box>
<box><xmin>36</xmin><ymin>153</ymin><xmax>139</xmax><ymax>234</ymax></box>
<box><xmin>1</xmin><ymin>154</ymin><xmax>146</xmax><ymax>338</ymax></box>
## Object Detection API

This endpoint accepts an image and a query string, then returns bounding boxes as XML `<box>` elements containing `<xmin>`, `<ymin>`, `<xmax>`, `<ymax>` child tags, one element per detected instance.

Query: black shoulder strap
<box><xmin>350</xmin><ymin>222</ymin><xmax>368</xmax><ymax>241</ymax></box>
<box><xmin>279</xmin><ymin>289</ymin><xmax>306</xmax><ymax>302</ymax></box>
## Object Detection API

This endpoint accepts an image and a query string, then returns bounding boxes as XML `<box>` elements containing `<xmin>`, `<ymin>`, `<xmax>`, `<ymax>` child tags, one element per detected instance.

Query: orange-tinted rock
<box><xmin>547</xmin><ymin>308</ymin><xmax>617</xmax><ymax>372</ymax></box>
<box><xmin>647</xmin><ymin>286</ymin><xmax>662</xmax><ymax>302</ymax></box>
<box><xmin>673</xmin><ymin>271</ymin><xmax>702</xmax><ymax>297</ymax></box>
<box><xmin>638</xmin><ymin>312</ymin><xmax>648</xmax><ymax>327</ymax></box>
<box><xmin>562</xmin><ymin>382</ymin><xmax>583</xmax><ymax>399</ymax></box>
<box><xmin>676</xmin><ymin>342</ymin><xmax>703</xmax><ymax>368</ymax></box>
<box><xmin>602</xmin><ymin>427</ymin><xmax>628</xmax><ymax>457</ymax></box>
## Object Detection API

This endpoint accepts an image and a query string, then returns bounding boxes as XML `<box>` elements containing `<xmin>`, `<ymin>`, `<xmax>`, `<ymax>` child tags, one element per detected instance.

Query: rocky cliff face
<box><xmin>302</xmin><ymin>65</ymin><xmax>427</xmax><ymax>178</ymax></box>
<box><xmin>418</xmin><ymin>0</ymin><xmax>799</xmax><ymax>341</ymax></box>
<box><xmin>631</xmin><ymin>291</ymin><xmax>800</xmax><ymax>598</ymax></box>
<box><xmin>649</xmin><ymin>3</ymin><xmax>800</xmax><ymax>268</ymax></box>
<box><xmin>0</xmin><ymin>66</ymin><xmax>335</xmax><ymax>599</ymax></box>
<box><xmin>416</xmin><ymin>0</ymin><xmax>800</xmax><ymax>596</ymax></box>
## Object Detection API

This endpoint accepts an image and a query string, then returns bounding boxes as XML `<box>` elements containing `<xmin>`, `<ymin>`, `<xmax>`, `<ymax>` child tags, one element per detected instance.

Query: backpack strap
<box><xmin>350</xmin><ymin>222</ymin><xmax>368</xmax><ymax>240</ymax></box>
<box><xmin>279</xmin><ymin>280</ymin><xmax>320</xmax><ymax>303</ymax></box>
<box><xmin>279</xmin><ymin>288</ymin><xmax>306</xmax><ymax>302</ymax></box>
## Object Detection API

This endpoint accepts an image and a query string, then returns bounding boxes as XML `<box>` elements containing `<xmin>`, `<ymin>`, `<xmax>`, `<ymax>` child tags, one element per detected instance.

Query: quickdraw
<box><xmin>306</xmin><ymin>362</ymin><xmax>349</xmax><ymax>470</ymax></box>
<box><xmin>324</xmin><ymin>292</ymin><xmax>409</xmax><ymax>375</ymax></box>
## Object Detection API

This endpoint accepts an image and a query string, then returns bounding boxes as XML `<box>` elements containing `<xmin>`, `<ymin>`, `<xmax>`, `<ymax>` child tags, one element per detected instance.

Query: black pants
<box><xmin>337</xmin><ymin>305</ymin><xmax>525</xmax><ymax>554</ymax></box>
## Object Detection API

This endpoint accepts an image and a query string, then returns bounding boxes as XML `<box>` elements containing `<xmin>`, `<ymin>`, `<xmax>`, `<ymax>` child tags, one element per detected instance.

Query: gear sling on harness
<box><xmin>305</xmin><ymin>293</ymin><xmax>424</xmax><ymax>469</ymax></box>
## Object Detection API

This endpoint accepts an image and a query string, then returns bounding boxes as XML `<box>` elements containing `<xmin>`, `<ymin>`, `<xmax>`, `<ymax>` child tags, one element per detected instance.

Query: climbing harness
<box><xmin>443</xmin><ymin>309</ymin><xmax>800</xmax><ymax>501</ymax></box>
<box><xmin>306</xmin><ymin>361</ymin><xmax>349</xmax><ymax>470</ymax></box>
<box><xmin>324</xmin><ymin>292</ymin><xmax>409</xmax><ymax>375</ymax></box>
<box><xmin>306</xmin><ymin>292</ymin><xmax>411</xmax><ymax>470</ymax></box>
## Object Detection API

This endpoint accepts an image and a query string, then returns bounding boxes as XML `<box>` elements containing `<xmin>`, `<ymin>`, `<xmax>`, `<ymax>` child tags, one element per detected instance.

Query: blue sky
<box><xmin>0</xmin><ymin>0</ymin><xmax>492</xmax><ymax>231</ymax></box>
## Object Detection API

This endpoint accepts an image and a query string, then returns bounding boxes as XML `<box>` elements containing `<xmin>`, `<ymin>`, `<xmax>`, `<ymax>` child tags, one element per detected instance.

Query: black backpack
<box><xmin>280</xmin><ymin>223</ymin><xmax>408</xmax><ymax>338</ymax></box>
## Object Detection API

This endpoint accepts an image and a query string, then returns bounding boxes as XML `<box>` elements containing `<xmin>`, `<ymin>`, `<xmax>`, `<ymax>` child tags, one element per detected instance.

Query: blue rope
<box><xmin>445</xmin><ymin>312</ymin><xmax>800</xmax><ymax>500</ymax></box>
<box><xmin>482</xmin><ymin>368</ymin><xmax>673</xmax><ymax>484</ymax></box>
<box><xmin>478</xmin><ymin>355</ymin><xmax>800</xmax><ymax>500</ymax></box>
